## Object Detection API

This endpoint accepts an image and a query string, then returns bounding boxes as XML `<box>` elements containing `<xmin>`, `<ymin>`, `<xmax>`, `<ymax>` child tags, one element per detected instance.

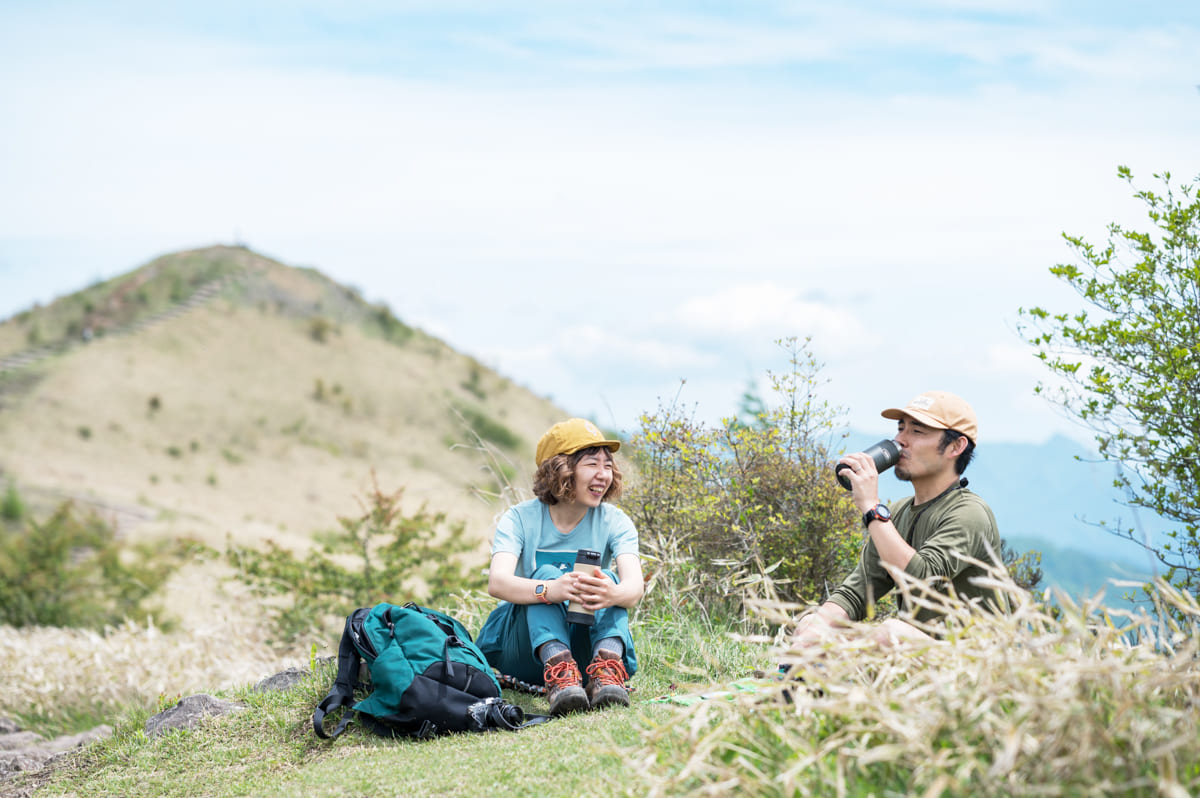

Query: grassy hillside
<box><xmin>8</xmin><ymin>579</ymin><xmax>1200</xmax><ymax>797</ymax></box>
<box><xmin>0</xmin><ymin>245</ymin><xmax>565</xmax><ymax>642</ymax></box>
<box><xmin>4</xmin><ymin>261</ymin><xmax>1199</xmax><ymax>795</ymax></box>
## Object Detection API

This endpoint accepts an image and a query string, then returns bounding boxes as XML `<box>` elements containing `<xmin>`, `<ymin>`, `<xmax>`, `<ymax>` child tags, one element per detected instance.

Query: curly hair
<box><xmin>532</xmin><ymin>446</ymin><xmax>623</xmax><ymax>505</ymax></box>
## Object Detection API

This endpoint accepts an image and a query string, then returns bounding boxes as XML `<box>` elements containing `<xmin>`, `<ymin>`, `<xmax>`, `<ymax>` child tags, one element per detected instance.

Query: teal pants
<box><xmin>475</xmin><ymin>564</ymin><xmax>637</xmax><ymax>685</ymax></box>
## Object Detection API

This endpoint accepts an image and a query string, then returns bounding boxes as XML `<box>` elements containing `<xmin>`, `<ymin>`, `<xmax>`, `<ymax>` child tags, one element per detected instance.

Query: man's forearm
<box><xmin>865</xmin><ymin>517</ymin><xmax>915</xmax><ymax>572</ymax></box>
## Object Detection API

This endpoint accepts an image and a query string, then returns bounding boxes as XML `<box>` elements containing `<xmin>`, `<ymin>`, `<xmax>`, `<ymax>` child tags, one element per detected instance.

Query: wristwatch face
<box><xmin>863</xmin><ymin>504</ymin><xmax>891</xmax><ymax>527</ymax></box>
<box><xmin>534</xmin><ymin>583</ymin><xmax>546</xmax><ymax>596</ymax></box>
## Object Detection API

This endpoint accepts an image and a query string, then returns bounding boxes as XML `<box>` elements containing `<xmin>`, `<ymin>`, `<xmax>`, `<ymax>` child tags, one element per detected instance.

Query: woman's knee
<box><xmin>531</xmin><ymin>563</ymin><xmax>565</xmax><ymax>580</ymax></box>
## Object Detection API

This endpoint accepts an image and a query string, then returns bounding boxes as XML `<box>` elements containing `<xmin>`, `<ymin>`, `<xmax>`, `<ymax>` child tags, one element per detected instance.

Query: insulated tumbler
<box><xmin>565</xmin><ymin>548</ymin><xmax>602</xmax><ymax>626</ymax></box>
<box><xmin>835</xmin><ymin>439</ymin><xmax>902</xmax><ymax>490</ymax></box>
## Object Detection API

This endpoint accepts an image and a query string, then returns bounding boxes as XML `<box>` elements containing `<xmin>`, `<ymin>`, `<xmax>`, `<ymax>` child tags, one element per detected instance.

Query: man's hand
<box><xmin>790</xmin><ymin>603</ymin><xmax>851</xmax><ymax>648</ymax></box>
<box><xmin>836</xmin><ymin>451</ymin><xmax>881</xmax><ymax>513</ymax></box>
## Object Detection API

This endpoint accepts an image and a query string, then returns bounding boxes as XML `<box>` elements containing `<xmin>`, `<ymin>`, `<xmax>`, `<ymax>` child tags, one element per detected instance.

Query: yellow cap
<box><xmin>535</xmin><ymin>419</ymin><xmax>620</xmax><ymax>466</ymax></box>
<box><xmin>881</xmin><ymin>391</ymin><xmax>978</xmax><ymax>443</ymax></box>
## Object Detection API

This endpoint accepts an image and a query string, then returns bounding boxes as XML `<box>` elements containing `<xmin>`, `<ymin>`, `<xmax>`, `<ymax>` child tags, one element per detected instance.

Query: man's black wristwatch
<box><xmin>862</xmin><ymin>503</ymin><xmax>891</xmax><ymax>529</ymax></box>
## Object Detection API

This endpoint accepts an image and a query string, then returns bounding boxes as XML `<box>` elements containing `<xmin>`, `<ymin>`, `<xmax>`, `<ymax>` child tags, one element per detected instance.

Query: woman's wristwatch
<box><xmin>534</xmin><ymin>582</ymin><xmax>551</xmax><ymax>604</ymax></box>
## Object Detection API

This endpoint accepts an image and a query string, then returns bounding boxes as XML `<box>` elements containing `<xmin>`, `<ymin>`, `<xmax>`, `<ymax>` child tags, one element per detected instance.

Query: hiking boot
<box><xmin>585</xmin><ymin>649</ymin><xmax>630</xmax><ymax>710</ymax></box>
<box><xmin>543</xmin><ymin>650</ymin><xmax>589</xmax><ymax>716</ymax></box>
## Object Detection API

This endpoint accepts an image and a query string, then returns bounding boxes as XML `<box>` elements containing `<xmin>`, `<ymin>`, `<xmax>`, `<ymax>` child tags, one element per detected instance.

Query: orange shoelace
<box><xmin>586</xmin><ymin>657</ymin><xmax>629</xmax><ymax>686</ymax></box>
<box><xmin>544</xmin><ymin>659</ymin><xmax>583</xmax><ymax>688</ymax></box>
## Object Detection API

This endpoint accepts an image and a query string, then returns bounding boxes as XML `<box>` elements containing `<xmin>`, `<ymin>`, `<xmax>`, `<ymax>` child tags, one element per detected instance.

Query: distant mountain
<box><xmin>841</xmin><ymin>430</ymin><xmax>1166</xmax><ymax>605</ymax></box>
<box><xmin>0</xmin><ymin>245</ymin><xmax>569</xmax><ymax>626</ymax></box>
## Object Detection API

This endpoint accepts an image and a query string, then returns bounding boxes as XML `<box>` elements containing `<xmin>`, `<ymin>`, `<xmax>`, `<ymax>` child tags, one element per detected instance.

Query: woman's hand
<box><xmin>544</xmin><ymin>573</ymin><xmax>580</xmax><ymax>605</ymax></box>
<box><xmin>573</xmin><ymin>567</ymin><xmax>619</xmax><ymax>611</ymax></box>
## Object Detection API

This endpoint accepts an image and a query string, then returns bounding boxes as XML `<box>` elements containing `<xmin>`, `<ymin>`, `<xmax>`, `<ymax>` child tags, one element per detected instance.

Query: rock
<box><xmin>32</xmin><ymin>727</ymin><xmax>110</xmax><ymax>755</ymax></box>
<box><xmin>144</xmin><ymin>694</ymin><xmax>247</xmax><ymax>739</ymax></box>
<box><xmin>0</xmin><ymin>717</ymin><xmax>111</xmax><ymax>793</ymax></box>
<box><xmin>0</xmin><ymin>735</ymin><xmax>41</xmax><ymax>753</ymax></box>
<box><xmin>253</xmin><ymin>666</ymin><xmax>308</xmax><ymax>693</ymax></box>
<box><xmin>0</xmin><ymin>749</ymin><xmax>56</xmax><ymax>779</ymax></box>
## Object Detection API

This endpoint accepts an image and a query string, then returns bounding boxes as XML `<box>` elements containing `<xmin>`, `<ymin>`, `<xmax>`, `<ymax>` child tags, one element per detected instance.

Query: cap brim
<box><xmin>564</xmin><ymin>440</ymin><xmax>621</xmax><ymax>456</ymax></box>
<box><xmin>880</xmin><ymin>407</ymin><xmax>950</xmax><ymax>430</ymax></box>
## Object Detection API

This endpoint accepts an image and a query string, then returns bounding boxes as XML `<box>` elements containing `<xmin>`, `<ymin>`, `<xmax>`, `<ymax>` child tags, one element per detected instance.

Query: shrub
<box><xmin>453</xmin><ymin>403</ymin><xmax>522</xmax><ymax>451</ymax></box>
<box><xmin>227</xmin><ymin>472</ymin><xmax>484</xmax><ymax>644</ymax></box>
<box><xmin>462</xmin><ymin>360</ymin><xmax>487</xmax><ymax>399</ymax></box>
<box><xmin>308</xmin><ymin>316</ymin><xmax>335</xmax><ymax>343</ymax></box>
<box><xmin>0</xmin><ymin>501</ymin><xmax>185</xmax><ymax>629</ymax></box>
<box><xmin>371</xmin><ymin>303</ymin><xmax>413</xmax><ymax>345</ymax></box>
<box><xmin>625</xmin><ymin>338</ymin><xmax>861</xmax><ymax>630</ymax></box>
<box><xmin>1001</xmin><ymin>539</ymin><xmax>1044</xmax><ymax>592</ymax></box>
<box><xmin>1</xmin><ymin>480</ymin><xmax>24</xmax><ymax>523</ymax></box>
<box><xmin>1019</xmin><ymin>167</ymin><xmax>1200</xmax><ymax>608</ymax></box>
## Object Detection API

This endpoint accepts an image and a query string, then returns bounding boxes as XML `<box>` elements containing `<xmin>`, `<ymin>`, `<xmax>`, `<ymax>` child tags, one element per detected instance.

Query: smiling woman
<box><xmin>475</xmin><ymin>418</ymin><xmax>645</xmax><ymax>717</ymax></box>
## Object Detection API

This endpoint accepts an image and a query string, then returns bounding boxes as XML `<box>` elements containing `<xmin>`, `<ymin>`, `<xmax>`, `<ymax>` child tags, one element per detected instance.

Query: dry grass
<box><xmin>0</xmin><ymin>616</ymin><xmax>301</xmax><ymax>726</ymax></box>
<box><xmin>626</xmin><ymin>571</ymin><xmax>1200</xmax><ymax>797</ymax></box>
<box><xmin>5</xmin><ymin>564</ymin><xmax>1197</xmax><ymax>797</ymax></box>
<box><xmin>1</xmin><ymin>300</ymin><xmax>535</xmax><ymax>549</ymax></box>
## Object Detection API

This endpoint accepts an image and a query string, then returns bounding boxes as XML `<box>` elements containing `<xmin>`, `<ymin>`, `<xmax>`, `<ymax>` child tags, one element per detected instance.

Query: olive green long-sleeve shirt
<box><xmin>827</xmin><ymin>484</ymin><xmax>1004</xmax><ymax>625</ymax></box>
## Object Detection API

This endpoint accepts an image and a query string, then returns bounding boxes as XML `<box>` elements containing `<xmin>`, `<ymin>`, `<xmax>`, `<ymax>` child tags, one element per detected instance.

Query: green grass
<box><xmin>18</xmin><ymin>608</ymin><xmax>761</xmax><ymax>798</ymax></box>
<box><xmin>12</xmin><ymin>580</ymin><xmax>1200</xmax><ymax>798</ymax></box>
<box><xmin>39</xmin><ymin>678</ymin><xmax>671</xmax><ymax>798</ymax></box>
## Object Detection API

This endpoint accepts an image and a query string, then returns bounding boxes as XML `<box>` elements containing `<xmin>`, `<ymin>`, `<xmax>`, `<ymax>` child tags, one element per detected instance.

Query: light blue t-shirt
<box><xmin>491</xmin><ymin>498</ymin><xmax>639</xmax><ymax>578</ymax></box>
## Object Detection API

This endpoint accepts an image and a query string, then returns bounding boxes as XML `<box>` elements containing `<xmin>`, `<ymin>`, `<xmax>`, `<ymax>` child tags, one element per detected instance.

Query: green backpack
<box><xmin>313</xmin><ymin>602</ymin><xmax>547</xmax><ymax>739</ymax></box>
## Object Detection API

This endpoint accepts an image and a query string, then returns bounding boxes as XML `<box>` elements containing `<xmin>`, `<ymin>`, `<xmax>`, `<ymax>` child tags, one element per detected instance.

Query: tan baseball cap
<box><xmin>535</xmin><ymin>418</ymin><xmax>621</xmax><ymax>466</ymax></box>
<box><xmin>881</xmin><ymin>391</ymin><xmax>978</xmax><ymax>443</ymax></box>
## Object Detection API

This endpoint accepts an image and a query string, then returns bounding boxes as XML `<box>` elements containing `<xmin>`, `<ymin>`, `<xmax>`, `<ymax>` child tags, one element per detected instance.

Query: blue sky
<box><xmin>2</xmin><ymin>1</ymin><xmax>1198</xmax><ymax>444</ymax></box>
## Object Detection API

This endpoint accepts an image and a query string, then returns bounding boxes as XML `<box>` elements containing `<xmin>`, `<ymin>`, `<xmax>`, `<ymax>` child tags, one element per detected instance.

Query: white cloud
<box><xmin>484</xmin><ymin>324</ymin><xmax>714</xmax><ymax>379</ymax></box>
<box><xmin>673</xmin><ymin>282</ymin><xmax>872</xmax><ymax>353</ymax></box>
<box><xmin>2</xmin><ymin>1</ymin><xmax>1198</xmax><ymax>446</ymax></box>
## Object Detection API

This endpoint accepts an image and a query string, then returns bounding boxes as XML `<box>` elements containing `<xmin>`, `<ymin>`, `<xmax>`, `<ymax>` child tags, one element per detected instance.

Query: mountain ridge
<box><xmin>0</xmin><ymin>245</ymin><xmax>568</xmax><ymax>626</ymax></box>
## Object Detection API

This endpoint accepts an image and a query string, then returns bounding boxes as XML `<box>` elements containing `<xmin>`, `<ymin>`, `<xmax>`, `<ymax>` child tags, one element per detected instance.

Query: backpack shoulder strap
<box><xmin>313</xmin><ymin>609</ymin><xmax>369</xmax><ymax>740</ymax></box>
